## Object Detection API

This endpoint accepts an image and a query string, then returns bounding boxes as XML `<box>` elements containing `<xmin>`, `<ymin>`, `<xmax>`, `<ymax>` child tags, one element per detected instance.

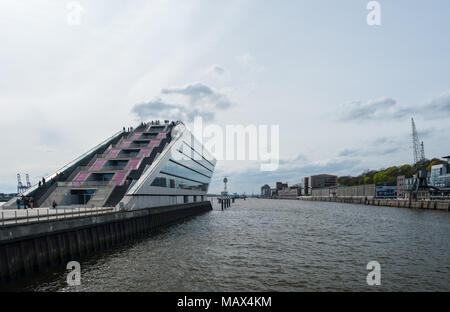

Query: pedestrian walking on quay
<box><xmin>38</xmin><ymin>180</ymin><xmax>41</xmax><ymax>188</ymax></box>
<box><xmin>16</xmin><ymin>197</ymin><xmax>21</xmax><ymax>209</ymax></box>
<box><xmin>52</xmin><ymin>200</ymin><xmax>57</xmax><ymax>209</ymax></box>
<box><xmin>30</xmin><ymin>197</ymin><xmax>34</xmax><ymax>209</ymax></box>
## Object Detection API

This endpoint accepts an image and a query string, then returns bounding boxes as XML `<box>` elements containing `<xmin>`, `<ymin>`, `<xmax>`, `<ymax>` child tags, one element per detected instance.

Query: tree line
<box><xmin>338</xmin><ymin>158</ymin><xmax>444</xmax><ymax>187</ymax></box>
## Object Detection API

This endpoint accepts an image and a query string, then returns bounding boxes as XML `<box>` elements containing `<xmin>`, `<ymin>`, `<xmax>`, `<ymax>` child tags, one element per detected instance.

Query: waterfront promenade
<box><xmin>0</xmin><ymin>207</ymin><xmax>116</xmax><ymax>227</ymax></box>
<box><xmin>296</xmin><ymin>196</ymin><xmax>450</xmax><ymax>211</ymax></box>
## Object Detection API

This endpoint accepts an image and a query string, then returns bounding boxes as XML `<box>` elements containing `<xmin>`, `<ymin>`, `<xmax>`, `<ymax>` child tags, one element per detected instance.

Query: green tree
<box><xmin>364</xmin><ymin>176</ymin><xmax>373</xmax><ymax>185</ymax></box>
<box><xmin>373</xmin><ymin>172</ymin><xmax>386</xmax><ymax>185</ymax></box>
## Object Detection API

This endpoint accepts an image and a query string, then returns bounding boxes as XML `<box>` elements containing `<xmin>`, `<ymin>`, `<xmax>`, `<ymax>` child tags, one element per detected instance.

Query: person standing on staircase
<box><xmin>23</xmin><ymin>196</ymin><xmax>29</xmax><ymax>209</ymax></box>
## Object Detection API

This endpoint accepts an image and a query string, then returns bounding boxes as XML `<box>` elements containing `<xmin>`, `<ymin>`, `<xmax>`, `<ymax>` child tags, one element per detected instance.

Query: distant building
<box><xmin>397</xmin><ymin>175</ymin><xmax>414</xmax><ymax>199</ymax></box>
<box><xmin>261</xmin><ymin>184</ymin><xmax>271</xmax><ymax>198</ymax></box>
<box><xmin>311</xmin><ymin>184</ymin><xmax>375</xmax><ymax>198</ymax></box>
<box><xmin>375</xmin><ymin>186</ymin><xmax>397</xmax><ymax>198</ymax></box>
<box><xmin>302</xmin><ymin>177</ymin><xmax>310</xmax><ymax>195</ymax></box>
<box><xmin>270</xmin><ymin>188</ymin><xmax>277</xmax><ymax>198</ymax></box>
<box><xmin>310</xmin><ymin>174</ymin><xmax>338</xmax><ymax>189</ymax></box>
<box><xmin>278</xmin><ymin>187</ymin><xmax>300</xmax><ymax>200</ymax></box>
<box><xmin>276</xmin><ymin>182</ymin><xmax>288</xmax><ymax>191</ymax></box>
<box><xmin>431</xmin><ymin>156</ymin><xmax>450</xmax><ymax>187</ymax></box>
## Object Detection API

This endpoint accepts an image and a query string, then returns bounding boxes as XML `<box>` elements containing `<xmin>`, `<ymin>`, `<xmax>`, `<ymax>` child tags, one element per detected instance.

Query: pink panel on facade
<box><xmin>149</xmin><ymin>140</ymin><xmax>160</xmax><ymax>148</ymax></box>
<box><xmin>110</xmin><ymin>172</ymin><xmax>127</xmax><ymax>186</ymax></box>
<box><xmin>107</xmin><ymin>149</ymin><xmax>120</xmax><ymax>159</ymax></box>
<box><xmin>90</xmin><ymin>159</ymin><xmax>106</xmax><ymax>171</ymax></box>
<box><xmin>74</xmin><ymin>173</ymin><xmax>89</xmax><ymax>182</ymax></box>
<box><xmin>138</xmin><ymin>148</ymin><xmax>151</xmax><ymax>158</ymax></box>
<box><xmin>131</xmin><ymin>133</ymin><xmax>142</xmax><ymax>140</ymax></box>
<box><xmin>120</xmin><ymin>141</ymin><xmax>131</xmax><ymax>148</ymax></box>
<box><xmin>125</xmin><ymin>159</ymin><xmax>140</xmax><ymax>170</ymax></box>
<box><xmin>157</xmin><ymin>132</ymin><xmax>167</xmax><ymax>139</ymax></box>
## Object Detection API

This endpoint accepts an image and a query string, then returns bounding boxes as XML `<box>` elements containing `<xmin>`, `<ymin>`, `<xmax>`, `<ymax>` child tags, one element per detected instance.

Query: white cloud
<box><xmin>205</xmin><ymin>64</ymin><xmax>227</xmax><ymax>77</ymax></box>
<box><xmin>339</xmin><ymin>91</ymin><xmax>450</xmax><ymax>122</ymax></box>
<box><xmin>132</xmin><ymin>82</ymin><xmax>232</xmax><ymax>122</ymax></box>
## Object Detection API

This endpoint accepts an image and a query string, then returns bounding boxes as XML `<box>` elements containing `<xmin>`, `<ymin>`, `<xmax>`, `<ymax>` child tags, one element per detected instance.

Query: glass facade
<box><xmin>160</xmin><ymin>160</ymin><xmax>210</xmax><ymax>184</ymax></box>
<box><xmin>150</xmin><ymin>129</ymin><xmax>215</xmax><ymax>193</ymax></box>
<box><xmin>178</xmin><ymin>141</ymin><xmax>215</xmax><ymax>172</ymax></box>
<box><xmin>151</xmin><ymin>173</ymin><xmax>207</xmax><ymax>191</ymax></box>
<box><xmin>431</xmin><ymin>166</ymin><xmax>443</xmax><ymax>186</ymax></box>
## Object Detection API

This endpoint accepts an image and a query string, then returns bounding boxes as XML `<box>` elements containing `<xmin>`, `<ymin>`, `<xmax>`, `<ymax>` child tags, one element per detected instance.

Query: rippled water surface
<box><xmin>7</xmin><ymin>199</ymin><xmax>450</xmax><ymax>291</ymax></box>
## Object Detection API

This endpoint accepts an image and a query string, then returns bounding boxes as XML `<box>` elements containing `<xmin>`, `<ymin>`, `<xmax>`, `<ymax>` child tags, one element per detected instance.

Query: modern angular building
<box><xmin>5</xmin><ymin>121</ymin><xmax>216</xmax><ymax>210</ymax></box>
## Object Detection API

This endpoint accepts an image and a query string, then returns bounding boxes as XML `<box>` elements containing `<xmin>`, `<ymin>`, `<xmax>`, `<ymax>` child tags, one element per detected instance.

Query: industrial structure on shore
<box><xmin>260</xmin><ymin>118</ymin><xmax>450</xmax><ymax>207</ymax></box>
<box><xmin>261</xmin><ymin>155</ymin><xmax>450</xmax><ymax>201</ymax></box>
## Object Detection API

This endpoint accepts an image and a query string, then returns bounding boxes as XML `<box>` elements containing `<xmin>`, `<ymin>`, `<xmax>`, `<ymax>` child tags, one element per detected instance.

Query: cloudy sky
<box><xmin>1</xmin><ymin>0</ymin><xmax>449</xmax><ymax>194</ymax></box>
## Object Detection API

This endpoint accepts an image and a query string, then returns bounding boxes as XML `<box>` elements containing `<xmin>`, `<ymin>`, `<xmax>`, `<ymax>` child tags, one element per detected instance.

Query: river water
<box><xmin>5</xmin><ymin>199</ymin><xmax>450</xmax><ymax>291</ymax></box>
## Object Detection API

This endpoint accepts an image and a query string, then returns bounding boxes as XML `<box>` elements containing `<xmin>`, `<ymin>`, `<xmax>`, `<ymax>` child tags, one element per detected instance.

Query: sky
<box><xmin>0</xmin><ymin>0</ymin><xmax>449</xmax><ymax>195</ymax></box>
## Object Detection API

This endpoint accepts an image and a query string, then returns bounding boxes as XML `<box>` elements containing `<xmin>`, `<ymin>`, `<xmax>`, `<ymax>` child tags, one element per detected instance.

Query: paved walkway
<box><xmin>0</xmin><ymin>207</ymin><xmax>117</xmax><ymax>226</ymax></box>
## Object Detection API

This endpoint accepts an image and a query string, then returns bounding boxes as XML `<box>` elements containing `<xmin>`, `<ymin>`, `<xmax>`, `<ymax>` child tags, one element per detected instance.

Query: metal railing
<box><xmin>0</xmin><ymin>207</ymin><xmax>116</xmax><ymax>227</ymax></box>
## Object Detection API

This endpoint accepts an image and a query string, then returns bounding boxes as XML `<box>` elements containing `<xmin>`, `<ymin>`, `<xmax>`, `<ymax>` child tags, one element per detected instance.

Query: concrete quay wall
<box><xmin>297</xmin><ymin>197</ymin><xmax>450</xmax><ymax>211</ymax></box>
<box><xmin>0</xmin><ymin>201</ymin><xmax>212</xmax><ymax>284</ymax></box>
